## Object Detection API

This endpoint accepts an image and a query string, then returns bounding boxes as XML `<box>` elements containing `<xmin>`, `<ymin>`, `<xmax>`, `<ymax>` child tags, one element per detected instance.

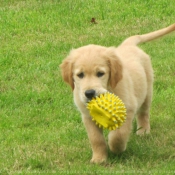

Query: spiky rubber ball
<box><xmin>87</xmin><ymin>92</ymin><xmax>126</xmax><ymax>130</ymax></box>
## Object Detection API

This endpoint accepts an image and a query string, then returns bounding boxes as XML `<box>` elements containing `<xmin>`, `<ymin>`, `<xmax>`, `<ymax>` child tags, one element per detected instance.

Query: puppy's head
<box><xmin>60</xmin><ymin>45</ymin><xmax>122</xmax><ymax>104</ymax></box>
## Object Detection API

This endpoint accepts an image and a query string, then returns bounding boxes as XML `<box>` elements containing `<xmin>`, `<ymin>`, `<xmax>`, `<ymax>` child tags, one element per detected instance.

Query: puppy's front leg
<box><xmin>82</xmin><ymin>115</ymin><xmax>107</xmax><ymax>163</ymax></box>
<box><xmin>108</xmin><ymin>111</ymin><xmax>134</xmax><ymax>154</ymax></box>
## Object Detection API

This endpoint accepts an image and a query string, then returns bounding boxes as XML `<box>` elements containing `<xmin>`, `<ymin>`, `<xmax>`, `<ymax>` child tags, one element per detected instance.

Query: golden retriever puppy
<box><xmin>60</xmin><ymin>24</ymin><xmax>175</xmax><ymax>163</ymax></box>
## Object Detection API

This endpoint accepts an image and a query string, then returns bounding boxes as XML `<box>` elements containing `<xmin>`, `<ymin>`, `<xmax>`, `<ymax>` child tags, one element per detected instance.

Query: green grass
<box><xmin>0</xmin><ymin>0</ymin><xmax>175</xmax><ymax>174</ymax></box>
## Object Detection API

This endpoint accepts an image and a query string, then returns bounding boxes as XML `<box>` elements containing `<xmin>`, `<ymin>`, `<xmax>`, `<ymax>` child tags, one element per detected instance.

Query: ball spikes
<box><xmin>87</xmin><ymin>92</ymin><xmax>127</xmax><ymax>130</ymax></box>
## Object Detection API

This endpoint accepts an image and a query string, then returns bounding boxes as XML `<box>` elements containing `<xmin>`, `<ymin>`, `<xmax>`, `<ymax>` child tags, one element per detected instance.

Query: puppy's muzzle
<box><xmin>85</xmin><ymin>89</ymin><xmax>96</xmax><ymax>100</ymax></box>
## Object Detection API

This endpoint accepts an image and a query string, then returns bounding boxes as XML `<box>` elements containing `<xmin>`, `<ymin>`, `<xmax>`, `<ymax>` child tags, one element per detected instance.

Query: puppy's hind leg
<box><xmin>136</xmin><ymin>92</ymin><xmax>152</xmax><ymax>135</ymax></box>
<box><xmin>137</xmin><ymin>58</ymin><xmax>153</xmax><ymax>135</ymax></box>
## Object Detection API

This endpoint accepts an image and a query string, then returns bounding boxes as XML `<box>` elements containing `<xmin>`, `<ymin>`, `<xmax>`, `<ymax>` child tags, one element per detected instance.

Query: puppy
<box><xmin>60</xmin><ymin>24</ymin><xmax>175</xmax><ymax>163</ymax></box>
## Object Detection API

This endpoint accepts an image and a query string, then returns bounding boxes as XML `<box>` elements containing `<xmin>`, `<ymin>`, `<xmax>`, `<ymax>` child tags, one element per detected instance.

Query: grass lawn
<box><xmin>0</xmin><ymin>0</ymin><xmax>175</xmax><ymax>174</ymax></box>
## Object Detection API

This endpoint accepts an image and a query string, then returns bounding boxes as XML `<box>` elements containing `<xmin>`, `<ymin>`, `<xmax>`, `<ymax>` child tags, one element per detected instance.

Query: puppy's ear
<box><xmin>60</xmin><ymin>56</ymin><xmax>74</xmax><ymax>90</ymax></box>
<box><xmin>105</xmin><ymin>48</ymin><xmax>123</xmax><ymax>89</ymax></box>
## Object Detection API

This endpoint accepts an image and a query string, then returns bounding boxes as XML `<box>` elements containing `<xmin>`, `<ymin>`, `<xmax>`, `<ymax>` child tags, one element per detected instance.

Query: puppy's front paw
<box><xmin>90</xmin><ymin>156</ymin><xmax>107</xmax><ymax>164</ymax></box>
<box><xmin>136</xmin><ymin>127</ymin><xmax>150</xmax><ymax>135</ymax></box>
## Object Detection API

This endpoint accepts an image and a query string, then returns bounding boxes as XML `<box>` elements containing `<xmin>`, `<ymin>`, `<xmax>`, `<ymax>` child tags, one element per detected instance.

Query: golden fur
<box><xmin>60</xmin><ymin>24</ymin><xmax>175</xmax><ymax>163</ymax></box>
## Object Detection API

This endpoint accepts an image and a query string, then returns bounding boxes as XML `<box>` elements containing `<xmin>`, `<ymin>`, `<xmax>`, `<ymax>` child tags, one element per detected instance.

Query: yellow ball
<box><xmin>87</xmin><ymin>92</ymin><xmax>126</xmax><ymax>130</ymax></box>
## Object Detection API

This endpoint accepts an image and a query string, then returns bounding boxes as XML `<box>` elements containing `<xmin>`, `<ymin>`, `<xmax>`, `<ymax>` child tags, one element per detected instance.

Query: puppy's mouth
<box><xmin>86</xmin><ymin>97</ymin><xmax>95</xmax><ymax>103</ymax></box>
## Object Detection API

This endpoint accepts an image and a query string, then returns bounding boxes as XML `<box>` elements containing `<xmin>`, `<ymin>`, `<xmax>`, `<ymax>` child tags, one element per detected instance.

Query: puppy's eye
<box><xmin>97</xmin><ymin>72</ymin><xmax>105</xmax><ymax>77</ymax></box>
<box><xmin>77</xmin><ymin>72</ymin><xmax>84</xmax><ymax>79</ymax></box>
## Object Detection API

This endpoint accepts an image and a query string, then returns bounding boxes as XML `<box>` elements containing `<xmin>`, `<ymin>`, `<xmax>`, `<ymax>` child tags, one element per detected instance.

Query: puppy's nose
<box><xmin>85</xmin><ymin>89</ymin><xmax>96</xmax><ymax>100</ymax></box>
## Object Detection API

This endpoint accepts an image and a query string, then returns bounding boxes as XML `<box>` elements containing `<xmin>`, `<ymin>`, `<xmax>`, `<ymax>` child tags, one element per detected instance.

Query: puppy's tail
<box><xmin>121</xmin><ymin>23</ymin><xmax>175</xmax><ymax>46</ymax></box>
